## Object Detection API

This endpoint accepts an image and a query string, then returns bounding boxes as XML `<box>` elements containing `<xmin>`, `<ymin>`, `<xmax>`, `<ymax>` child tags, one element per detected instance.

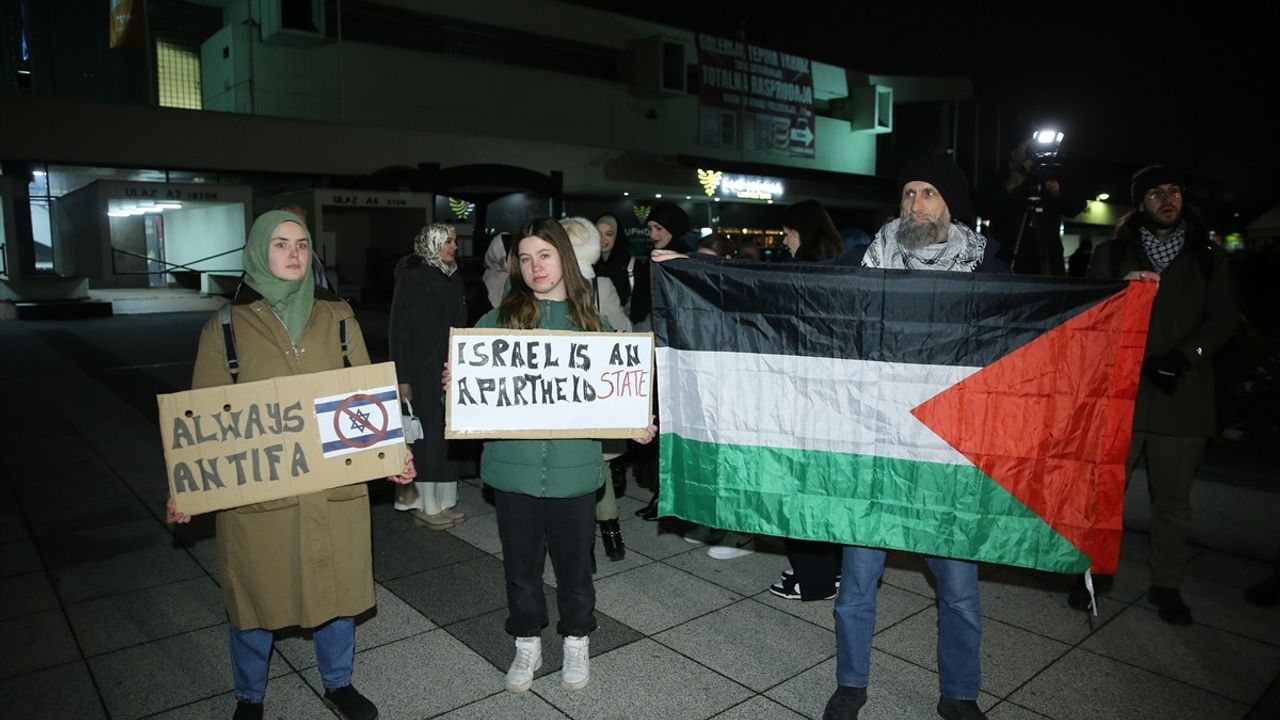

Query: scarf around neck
<box><xmin>243</xmin><ymin>210</ymin><xmax>315</xmax><ymax>343</ymax></box>
<box><xmin>1139</xmin><ymin>221</ymin><xmax>1186</xmax><ymax>273</ymax></box>
<box><xmin>862</xmin><ymin>218</ymin><xmax>986</xmax><ymax>272</ymax></box>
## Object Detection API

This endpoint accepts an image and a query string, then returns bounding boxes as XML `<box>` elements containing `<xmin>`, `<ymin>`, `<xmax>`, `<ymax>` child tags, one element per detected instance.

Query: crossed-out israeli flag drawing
<box><xmin>313</xmin><ymin>386</ymin><xmax>404</xmax><ymax>458</ymax></box>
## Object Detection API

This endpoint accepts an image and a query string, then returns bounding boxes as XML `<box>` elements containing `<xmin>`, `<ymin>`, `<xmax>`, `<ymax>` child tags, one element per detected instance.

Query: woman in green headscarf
<box><xmin>168</xmin><ymin>210</ymin><xmax>415</xmax><ymax>720</ymax></box>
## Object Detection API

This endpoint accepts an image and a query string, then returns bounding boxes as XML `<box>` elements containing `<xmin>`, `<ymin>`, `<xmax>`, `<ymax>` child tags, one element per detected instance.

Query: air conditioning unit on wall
<box><xmin>260</xmin><ymin>0</ymin><xmax>326</xmax><ymax>47</ymax></box>
<box><xmin>829</xmin><ymin>85</ymin><xmax>893</xmax><ymax>134</ymax></box>
<box><xmin>627</xmin><ymin>36</ymin><xmax>688</xmax><ymax>98</ymax></box>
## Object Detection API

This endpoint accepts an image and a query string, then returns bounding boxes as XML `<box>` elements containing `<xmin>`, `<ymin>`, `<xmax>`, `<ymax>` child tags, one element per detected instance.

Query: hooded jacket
<box><xmin>192</xmin><ymin>287</ymin><xmax>375</xmax><ymax>630</ymax></box>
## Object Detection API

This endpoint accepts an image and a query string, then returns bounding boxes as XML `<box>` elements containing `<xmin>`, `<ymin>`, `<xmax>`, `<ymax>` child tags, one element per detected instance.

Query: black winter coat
<box><xmin>389</xmin><ymin>254</ymin><xmax>467</xmax><ymax>481</ymax></box>
<box><xmin>1087</xmin><ymin>217</ymin><xmax>1239</xmax><ymax>437</ymax></box>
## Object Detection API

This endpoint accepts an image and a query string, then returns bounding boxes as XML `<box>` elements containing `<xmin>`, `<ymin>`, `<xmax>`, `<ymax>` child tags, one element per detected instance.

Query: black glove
<box><xmin>1142</xmin><ymin>350</ymin><xmax>1190</xmax><ymax>395</ymax></box>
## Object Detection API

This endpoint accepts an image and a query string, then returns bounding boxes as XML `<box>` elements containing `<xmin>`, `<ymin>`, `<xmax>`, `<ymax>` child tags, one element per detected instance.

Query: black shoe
<box><xmin>635</xmin><ymin>496</ymin><xmax>659</xmax><ymax>521</ymax></box>
<box><xmin>1244</xmin><ymin>571</ymin><xmax>1280</xmax><ymax>607</ymax></box>
<box><xmin>937</xmin><ymin>696</ymin><xmax>987</xmax><ymax>720</ymax></box>
<box><xmin>600</xmin><ymin>520</ymin><xmax>626</xmax><ymax>561</ymax></box>
<box><xmin>232</xmin><ymin>701</ymin><xmax>263</xmax><ymax>720</ymax></box>
<box><xmin>322</xmin><ymin>685</ymin><xmax>378</xmax><ymax>720</ymax></box>
<box><xmin>822</xmin><ymin>685</ymin><xmax>867</xmax><ymax>720</ymax></box>
<box><xmin>1148</xmin><ymin>586</ymin><xmax>1192</xmax><ymax>626</ymax></box>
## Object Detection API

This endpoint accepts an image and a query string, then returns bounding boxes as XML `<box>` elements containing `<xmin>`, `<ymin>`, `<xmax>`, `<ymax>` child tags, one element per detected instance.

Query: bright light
<box><xmin>655</xmin><ymin>193</ymin><xmax>662</xmax><ymax>199</ymax></box>
<box><xmin>1096</xmin><ymin>193</ymin><xmax>1110</xmax><ymax>201</ymax></box>
<box><xmin>700</xmin><ymin>227</ymin><xmax>713</xmax><ymax>237</ymax></box>
<box><xmin>32</xmin><ymin>169</ymin><xmax>46</xmax><ymax>177</ymax></box>
<box><xmin>1035</xmin><ymin>130</ymin><xmax>1059</xmax><ymax>144</ymax></box>
<box><xmin>142</xmin><ymin>207</ymin><xmax>164</xmax><ymax>213</ymax></box>
<box><xmin>156</xmin><ymin>202</ymin><xmax>183</xmax><ymax>210</ymax></box>
<box><xmin>685</xmin><ymin>196</ymin><xmax>691</xmax><ymax>200</ymax></box>
<box><xmin>107</xmin><ymin>210</ymin><xmax>132</xmax><ymax>218</ymax></box>
<box><xmin>713</xmin><ymin>198</ymin><xmax>720</xmax><ymax>202</ymax></box>
<box><xmin>623</xmin><ymin>192</ymin><xmax>629</xmax><ymax>197</ymax></box>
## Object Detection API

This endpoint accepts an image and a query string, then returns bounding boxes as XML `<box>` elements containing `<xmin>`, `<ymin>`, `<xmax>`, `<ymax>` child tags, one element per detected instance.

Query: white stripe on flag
<box><xmin>656</xmin><ymin>347</ymin><xmax>980</xmax><ymax>466</ymax></box>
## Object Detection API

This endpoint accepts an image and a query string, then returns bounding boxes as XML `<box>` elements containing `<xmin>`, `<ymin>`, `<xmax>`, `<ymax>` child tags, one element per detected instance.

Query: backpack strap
<box><xmin>338</xmin><ymin>317</ymin><xmax>352</xmax><ymax>368</ymax></box>
<box><xmin>592</xmin><ymin>277</ymin><xmax>601</xmax><ymax>311</ymax></box>
<box><xmin>218</xmin><ymin>303</ymin><xmax>240</xmax><ymax>383</ymax></box>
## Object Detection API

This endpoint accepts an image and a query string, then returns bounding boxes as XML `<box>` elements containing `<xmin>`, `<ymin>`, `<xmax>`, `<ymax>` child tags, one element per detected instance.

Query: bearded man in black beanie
<box><xmin>1080</xmin><ymin>166</ymin><xmax>1239</xmax><ymax>625</ymax></box>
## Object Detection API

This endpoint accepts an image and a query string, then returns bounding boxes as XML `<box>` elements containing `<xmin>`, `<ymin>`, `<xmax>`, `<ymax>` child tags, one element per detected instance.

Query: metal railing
<box><xmin>110</xmin><ymin>246</ymin><xmax>243</xmax><ymax>276</ymax></box>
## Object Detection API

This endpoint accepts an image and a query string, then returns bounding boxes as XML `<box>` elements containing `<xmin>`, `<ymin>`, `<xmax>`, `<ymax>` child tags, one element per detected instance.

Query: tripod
<box><xmin>1009</xmin><ymin>177</ymin><xmax>1054</xmax><ymax>276</ymax></box>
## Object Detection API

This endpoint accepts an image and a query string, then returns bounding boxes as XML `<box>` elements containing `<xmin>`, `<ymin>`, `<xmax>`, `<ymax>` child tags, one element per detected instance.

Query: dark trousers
<box><xmin>493</xmin><ymin>489</ymin><xmax>598</xmax><ymax>637</ymax></box>
<box><xmin>786</xmin><ymin>538</ymin><xmax>843</xmax><ymax>600</ymax></box>
<box><xmin>1128</xmin><ymin>432</ymin><xmax>1205</xmax><ymax>588</ymax></box>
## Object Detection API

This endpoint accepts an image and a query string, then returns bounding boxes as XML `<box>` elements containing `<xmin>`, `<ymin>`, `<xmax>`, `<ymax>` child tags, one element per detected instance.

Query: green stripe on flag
<box><xmin>659</xmin><ymin>434</ymin><xmax>1090</xmax><ymax>574</ymax></box>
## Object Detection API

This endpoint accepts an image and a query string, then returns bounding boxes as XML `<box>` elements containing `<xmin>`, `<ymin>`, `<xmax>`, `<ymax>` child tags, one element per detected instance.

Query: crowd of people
<box><xmin>166</xmin><ymin>151</ymin><xmax>1269</xmax><ymax>720</ymax></box>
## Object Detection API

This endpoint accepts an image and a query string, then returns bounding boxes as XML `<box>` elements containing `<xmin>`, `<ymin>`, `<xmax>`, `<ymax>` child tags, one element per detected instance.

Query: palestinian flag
<box><xmin>651</xmin><ymin>260</ymin><xmax>1156</xmax><ymax>574</ymax></box>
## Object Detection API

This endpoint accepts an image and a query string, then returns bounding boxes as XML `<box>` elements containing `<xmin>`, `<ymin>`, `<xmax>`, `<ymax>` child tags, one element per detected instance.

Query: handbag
<box><xmin>402</xmin><ymin>398</ymin><xmax>424</xmax><ymax>444</ymax></box>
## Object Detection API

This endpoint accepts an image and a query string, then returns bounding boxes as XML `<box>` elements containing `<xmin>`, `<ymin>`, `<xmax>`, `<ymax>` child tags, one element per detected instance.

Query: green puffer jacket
<box><xmin>476</xmin><ymin>300</ymin><xmax>604</xmax><ymax>498</ymax></box>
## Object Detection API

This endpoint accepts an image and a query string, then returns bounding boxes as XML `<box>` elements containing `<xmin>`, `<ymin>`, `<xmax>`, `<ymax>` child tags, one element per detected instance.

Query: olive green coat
<box><xmin>475</xmin><ymin>301</ymin><xmax>604</xmax><ymax>498</ymax></box>
<box><xmin>192</xmin><ymin>289</ymin><xmax>375</xmax><ymax>630</ymax></box>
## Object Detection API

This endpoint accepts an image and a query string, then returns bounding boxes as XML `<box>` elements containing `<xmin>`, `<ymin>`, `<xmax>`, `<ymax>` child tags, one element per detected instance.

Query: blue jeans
<box><xmin>833</xmin><ymin>547</ymin><xmax>981</xmax><ymax>700</ymax></box>
<box><xmin>228</xmin><ymin>617</ymin><xmax>355</xmax><ymax>703</ymax></box>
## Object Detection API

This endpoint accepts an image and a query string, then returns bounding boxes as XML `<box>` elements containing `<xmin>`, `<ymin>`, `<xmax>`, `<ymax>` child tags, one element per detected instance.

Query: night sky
<box><xmin>574</xmin><ymin>1</ymin><xmax>1280</xmax><ymax>227</ymax></box>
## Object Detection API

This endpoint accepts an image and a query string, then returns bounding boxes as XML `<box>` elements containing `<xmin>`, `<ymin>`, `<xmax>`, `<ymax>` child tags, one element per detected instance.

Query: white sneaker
<box><xmin>561</xmin><ymin>635</ymin><xmax>590</xmax><ymax>690</ymax></box>
<box><xmin>505</xmin><ymin>636</ymin><xmax>542</xmax><ymax>692</ymax></box>
<box><xmin>707</xmin><ymin>533</ymin><xmax>755</xmax><ymax>560</ymax></box>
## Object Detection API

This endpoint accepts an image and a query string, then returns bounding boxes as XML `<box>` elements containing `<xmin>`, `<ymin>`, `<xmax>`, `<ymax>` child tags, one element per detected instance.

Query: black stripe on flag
<box><xmin>652</xmin><ymin>260</ymin><xmax>1128</xmax><ymax>366</ymax></box>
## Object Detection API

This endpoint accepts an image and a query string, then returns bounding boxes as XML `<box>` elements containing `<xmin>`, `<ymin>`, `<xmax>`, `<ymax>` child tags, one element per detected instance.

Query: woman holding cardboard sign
<box><xmin>166</xmin><ymin>210</ymin><xmax>415</xmax><ymax>720</ymax></box>
<box><xmin>444</xmin><ymin>217</ymin><xmax>655</xmax><ymax>694</ymax></box>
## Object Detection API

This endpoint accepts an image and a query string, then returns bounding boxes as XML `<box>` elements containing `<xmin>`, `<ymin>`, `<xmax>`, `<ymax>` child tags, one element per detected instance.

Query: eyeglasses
<box><xmin>1144</xmin><ymin>187</ymin><xmax>1183</xmax><ymax>202</ymax></box>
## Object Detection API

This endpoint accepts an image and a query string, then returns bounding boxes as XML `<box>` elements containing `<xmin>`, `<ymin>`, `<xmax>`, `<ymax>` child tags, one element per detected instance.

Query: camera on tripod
<box><xmin>1026</xmin><ymin>129</ymin><xmax>1064</xmax><ymax>182</ymax></box>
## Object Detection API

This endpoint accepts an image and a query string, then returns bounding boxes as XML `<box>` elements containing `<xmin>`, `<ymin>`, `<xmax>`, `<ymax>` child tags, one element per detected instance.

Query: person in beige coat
<box><xmin>167</xmin><ymin>210</ymin><xmax>414</xmax><ymax>720</ymax></box>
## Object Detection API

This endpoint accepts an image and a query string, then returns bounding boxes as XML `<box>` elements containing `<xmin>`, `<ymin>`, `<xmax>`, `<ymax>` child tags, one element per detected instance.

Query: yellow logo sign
<box><xmin>633</xmin><ymin>204</ymin><xmax>651</xmax><ymax>223</ymax></box>
<box><xmin>697</xmin><ymin>169</ymin><xmax>723</xmax><ymax>197</ymax></box>
<box><xmin>448</xmin><ymin>197</ymin><xmax>474</xmax><ymax>221</ymax></box>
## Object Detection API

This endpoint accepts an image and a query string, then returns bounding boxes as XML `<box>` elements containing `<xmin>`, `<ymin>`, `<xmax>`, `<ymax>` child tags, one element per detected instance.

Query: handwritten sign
<box><xmin>446</xmin><ymin>329</ymin><xmax>653</xmax><ymax>439</ymax></box>
<box><xmin>158</xmin><ymin>363</ymin><xmax>406</xmax><ymax>515</ymax></box>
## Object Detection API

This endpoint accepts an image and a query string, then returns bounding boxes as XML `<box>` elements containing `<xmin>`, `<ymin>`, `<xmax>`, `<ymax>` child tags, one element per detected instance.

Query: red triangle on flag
<box><xmin>911</xmin><ymin>282</ymin><xmax>1156</xmax><ymax>574</ymax></box>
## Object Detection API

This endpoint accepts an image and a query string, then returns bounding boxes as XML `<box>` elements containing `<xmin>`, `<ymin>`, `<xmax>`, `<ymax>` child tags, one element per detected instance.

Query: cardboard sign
<box><xmin>446</xmin><ymin>328</ymin><xmax>653</xmax><ymax>439</ymax></box>
<box><xmin>159</xmin><ymin>362</ymin><xmax>407</xmax><ymax>516</ymax></box>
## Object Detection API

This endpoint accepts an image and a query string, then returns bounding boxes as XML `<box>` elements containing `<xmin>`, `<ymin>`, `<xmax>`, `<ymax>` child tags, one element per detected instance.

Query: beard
<box><xmin>1143</xmin><ymin>207</ymin><xmax>1183</xmax><ymax>231</ymax></box>
<box><xmin>897</xmin><ymin>216</ymin><xmax>947</xmax><ymax>250</ymax></box>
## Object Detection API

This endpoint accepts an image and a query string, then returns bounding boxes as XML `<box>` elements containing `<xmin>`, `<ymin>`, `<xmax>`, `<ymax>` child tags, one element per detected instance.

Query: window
<box><xmin>156</xmin><ymin>40</ymin><xmax>202</xmax><ymax>110</ymax></box>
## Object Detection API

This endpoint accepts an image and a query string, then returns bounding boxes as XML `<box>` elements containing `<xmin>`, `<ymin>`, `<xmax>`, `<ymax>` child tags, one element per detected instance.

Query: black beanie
<box><xmin>1130</xmin><ymin>165</ymin><xmax>1185</xmax><ymax>208</ymax></box>
<box><xmin>645</xmin><ymin>203</ymin><xmax>690</xmax><ymax>240</ymax></box>
<box><xmin>898</xmin><ymin>154</ymin><xmax>972</xmax><ymax>221</ymax></box>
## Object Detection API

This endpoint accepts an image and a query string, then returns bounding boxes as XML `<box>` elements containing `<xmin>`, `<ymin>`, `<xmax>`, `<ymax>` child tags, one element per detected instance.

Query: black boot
<box><xmin>600</xmin><ymin>519</ymin><xmax>626</xmax><ymax>561</ymax></box>
<box><xmin>635</xmin><ymin>493</ymin><xmax>659</xmax><ymax>521</ymax></box>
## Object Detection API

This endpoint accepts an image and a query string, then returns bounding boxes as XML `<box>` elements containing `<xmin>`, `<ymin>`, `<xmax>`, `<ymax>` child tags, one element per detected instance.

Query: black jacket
<box><xmin>1087</xmin><ymin>216</ymin><xmax>1239</xmax><ymax>436</ymax></box>
<box><xmin>388</xmin><ymin>254</ymin><xmax>467</xmax><ymax>478</ymax></box>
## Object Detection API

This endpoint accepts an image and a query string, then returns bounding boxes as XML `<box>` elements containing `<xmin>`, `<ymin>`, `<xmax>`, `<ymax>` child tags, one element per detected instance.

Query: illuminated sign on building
<box><xmin>696</xmin><ymin>168</ymin><xmax>784</xmax><ymax>202</ymax></box>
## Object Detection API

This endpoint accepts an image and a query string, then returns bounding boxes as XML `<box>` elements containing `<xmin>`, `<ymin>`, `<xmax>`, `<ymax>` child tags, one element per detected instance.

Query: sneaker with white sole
<box><xmin>707</xmin><ymin>533</ymin><xmax>755</xmax><ymax>559</ymax></box>
<box><xmin>505</xmin><ymin>636</ymin><xmax>542</xmax><ymax>692</ymax></box>
<box><xmin>561</xmin><ymin>635</ymin><xmax>590</xmax><ymax>690</ymax></box>
<box><xmin>769</xmin><ymin>573</ymin><xmax>841</xmax><ymax>600</ymax></box>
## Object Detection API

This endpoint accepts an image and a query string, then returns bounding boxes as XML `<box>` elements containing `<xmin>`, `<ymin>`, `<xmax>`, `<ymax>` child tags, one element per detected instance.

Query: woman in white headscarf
<box><xmin>389</xmin><ymin>223</ymin><xmax>468</xmax><ymax>529</ymax></box>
